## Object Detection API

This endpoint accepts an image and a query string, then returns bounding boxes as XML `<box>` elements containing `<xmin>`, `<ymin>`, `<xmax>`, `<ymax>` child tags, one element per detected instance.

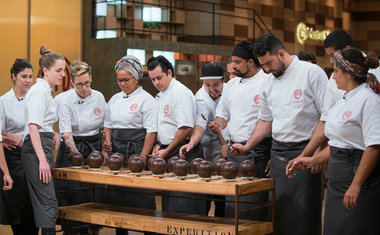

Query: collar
<box><xmin>276</xmin><ymin>56</ymin><xmax>297</xmax><ymax>80</ymax></box>
<box><xmin>36</xmin><ymin>78</ymin><xmax>53</xmax><ymax>94</ymax></box>
<box><xmin>343</xmin><ymin>83</ymin><xmax>366</xmax><ymax>101</ymax></box>
<box><xmin>161</xmin><ymin>78</ymin><xmax>176</xmax><ymax>94</ymax></box>
<box><xmin>72</xmin><ymin>88</ymin><xmax>92</xmax><ymax>104</ymax></box>
<box><xmin>122</xmin><ymin>86</ymin><xmax>142</xmax><ymax>99</ymax></box>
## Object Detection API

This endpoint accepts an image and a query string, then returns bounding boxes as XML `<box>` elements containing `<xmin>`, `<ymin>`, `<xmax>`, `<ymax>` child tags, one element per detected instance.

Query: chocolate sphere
<box><xmin>190</xmin><ymin>158</ymin><xmax>203</xmax><ymax>174</ymax></box>
<box><xmin>113</xmin><ymin>152</ymin><xmax>125</xmax><ymax>165</ymax></box>
<box><xmin>147</xmin><ymin>155</ymin><xmax>161</xmax><ymax>169</ymax></box>
<box><xmin>197</xmin><ymin>160</ymin><xmax>214</xmax><ymax>178</ymax></box>
<box><xmin>87</xmin><ymin>151</ymin><xmax>104</xmax><ymax>169</ymax></box>
<box><xmin>213</xmin><ymin>158</ymin><xmax>226</xmax><ymax>175</ymax></box>
<box><xmin>168</xmin><ymin>156</ymin><xmax>180</xmax><ymax>172</ymax></box>
<box><xmin>172</xmin><ymin>159</ymin><xmax>189</xmax><ymax>177</ymax></box>
<box><xmin>221</xmin><ymin>161</ymin><xmax>239</xmax><ymax>179</ymax></box>
<box><xmin>149</xmin><ymin>157</ymin><xmax>167</xmax><ymax>175</ymax></box>
<box><xmin>107</xmin><ymin>153</ymin><xmax>124</xmax><ymax>172</ymax></box>
<box><xmin>68</xmin><ymin>152</ymin><xmax>84</xmax><ymax>167</ymax></box>
<box><xmin>128</xmin><ymin>154</ymin><xmax>145</xmax><ymax>173</ymax></box>
<box><xmin>239</xmin><ymin>160</ymin><xmax>256</xmax><ymax>178</ymax></box>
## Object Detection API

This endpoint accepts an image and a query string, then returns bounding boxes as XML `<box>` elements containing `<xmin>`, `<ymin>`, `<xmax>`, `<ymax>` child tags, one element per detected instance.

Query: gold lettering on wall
<box><xmin>296</xmin><ymin>22</ymin><xmax>330</xmax><ymax>44</ymax></box>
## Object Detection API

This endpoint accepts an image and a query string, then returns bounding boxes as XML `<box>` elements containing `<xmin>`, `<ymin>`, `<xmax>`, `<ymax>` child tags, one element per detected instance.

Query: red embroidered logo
<box><xmin>130</xmin><ymin>104</ymin><xmax>138</xmax><ymax>112</ymax></box>
<box><xmin>342</xmin><ymin>111</ymin><xmax>352</xmax><ymax>121</ymax></box>
<box><xmin>94</xmin><ymin>107</ymin><xmax>101</xmax><ymax>116</ymax></box>
<box><xmin>164</xmin><ymin>105</ymin><xmax>170</xmax><ymax>114</ymax></box>
<box><xmin>294</xmin><ymin>89</ymin><xmax>302</xmax><ymax>100</ymax></box>
<box><xmin>254</xmin><ymin>95</ymin><xmax>260</xmax><ymax>104</ymax></box>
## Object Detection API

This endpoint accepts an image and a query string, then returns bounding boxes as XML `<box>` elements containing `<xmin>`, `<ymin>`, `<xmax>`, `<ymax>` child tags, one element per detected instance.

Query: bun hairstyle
<box><xmin>341</xmin><ymin>47</ymin><xmax>379</xmax><ymax>83</ymax></box>
<box><xmin>38</xmin><ymin>45</ymin><xmax>64</xmax><ymax>77</ymax></box>
<box><xmin>10</xmin><ymin>58</ymin><xmax>33</xmax><ymax>81</ymax></box>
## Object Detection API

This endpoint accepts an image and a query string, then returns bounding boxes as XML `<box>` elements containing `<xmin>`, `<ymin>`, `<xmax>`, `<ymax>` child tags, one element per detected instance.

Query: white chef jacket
<box><xmin>259</xmin><ymin>57</ymin><xmax>328</xmax><ymax>142</ymax></box>
<box><xmin>0</xmin><ymin>88</ymin><xmax>27</xmax><ymax>136</ymax></box>
<box><xmin>0</xmin><ymin>113</ymin><xmax>2</xmax><ymax>141</ymax></box>
<box><xmin>325</xmin><ymin>83</ymin><xmax>380</xmax><ymax>150</ymax></box>
<box><xmin>156</xmin><ymin>78</ymin><xmax>195</xmax><ymax>145</ymax></box>
<box><xmin>216</xmin><ymin>69</ymin><xmax>270</xmax><ymax>143</ymax></box>
<box><xmin>56</xmin><ymin>89</ymin><xmax>107</xmax><ymax>136</ymax></box>
<box><xmin>195</xmin><ymin>84</ymin><xmax>229</xmax><ymax>155</ymax></box>
<box><xmin>104</xmin><ymin>86</ymin><xmax>158</xmax><ymax>133</ymax></box>
<box><xmin>321</xmin><ymin>64</ymin><xmax>380</xmax><ymax>121</ymax></box>
<box><xmin>24</xmin><ymin>78</ymin><xmax>57</xmax><ymax>135</ymax></box>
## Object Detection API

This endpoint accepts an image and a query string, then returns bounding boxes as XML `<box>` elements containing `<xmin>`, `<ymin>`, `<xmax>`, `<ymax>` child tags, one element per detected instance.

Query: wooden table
<box><xmin>53</xmin><ymin>167</ymin><xmax>275</xmax><ymax>235</ymax></box>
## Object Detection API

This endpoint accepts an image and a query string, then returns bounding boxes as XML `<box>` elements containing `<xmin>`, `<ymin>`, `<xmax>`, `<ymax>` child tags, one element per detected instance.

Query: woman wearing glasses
<box><xmin>103</xmin><ymin>55</ymin><xmax>157</xmax><ymax>235</ymax></box>
<box><xmin>54</xmin><ymin>60</ymin><xmax>106</xmax><ymax>234</ymax></box>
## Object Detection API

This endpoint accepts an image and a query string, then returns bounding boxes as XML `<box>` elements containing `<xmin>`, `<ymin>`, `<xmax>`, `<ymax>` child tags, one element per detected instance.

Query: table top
<box><xmin>53</xmin><ymin>166</ymin><xmax>274</xmax><ymax>196</ymax></box>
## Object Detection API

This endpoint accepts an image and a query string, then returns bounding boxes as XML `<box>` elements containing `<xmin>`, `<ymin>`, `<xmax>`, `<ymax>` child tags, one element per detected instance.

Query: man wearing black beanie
<box><xmin>209</xmin><ymin>40</ymin><xmax>272</xmax><ymax>221</ymax></box>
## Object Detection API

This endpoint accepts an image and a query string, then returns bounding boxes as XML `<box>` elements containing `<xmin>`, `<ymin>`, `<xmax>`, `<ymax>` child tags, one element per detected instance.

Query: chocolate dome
<box><xmin>87</xmin><ymin>151</ymin><xmax>104</xmax><ymax>169</ymax></box>
<box><xmin>68</xmin><ymin>152</ymin><xmax>84</xmax><ymax>167</ymax></box>
<box><xmin>107</xmin><ymin>153</ymin><xmax>124</xmax><ymax>172</ymax></box>
<box><xmin>239</xmin><ymin>160</ymin><xmax>256</xmax><ymax>178</ymax></box>
<box><xmin>221</xmin><ymin>161</ymin><xmax>239</xmax><ymax>179</ymax></box>
<box><xmin>190</xmin><ymin>158</ymin><xmax>204</xmax><ymax>174</ymax></box>
<box><xmin>147</xmin><ymin>155</ymin><xmax>161</xmax><ymax>169</ymax></box>
<box><xmin>113</xmin><ymin>152</ymin><xmax>125</xmax><ymax>165</ymax></box>
<box><xmin>172</xmin><ymin>159</ymin><xmax>189</xmax><ymax>177</ymax></box>
<box><xmin>149</xmin><ymin>157</ymin><xmax>167</xmax><ymax>175</ymax></box>
<box><xmin>197</xmin><ymin>160</ymin><xmax>214</xmax><ymax>178</ymax></box>
<box><xmin>128</xmin><ymin>154</ymin><xmax>145</xmax><ymax>173</ymax></box>
<box><xmin>213</xmin><ymin>158</ymin><xmax>226</xmax><ymax>175</ymax></box>
<box><xmin>168</xmin><ymin>156</ymin><xmax>181</xmax><ymax>172</ymax></box>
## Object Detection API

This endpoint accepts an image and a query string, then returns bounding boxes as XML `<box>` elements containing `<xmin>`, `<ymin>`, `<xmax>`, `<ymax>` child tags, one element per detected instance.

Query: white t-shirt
<box><xmin>24</xmin><ymin>78</ymin><xmax>57</xmax><ymax>135</ymax></box>
<box><xmin>321</xmin><ymin>64</ymin><xmax>380</xmax><ymax>121</ymax></box>
<box><xmin>259</xmin><ymin>57</ymin><xmax>328</xmax><ymax>142</ymax></box>
<box><xmin>104</xmin><ymin>86</ymin><xmax>158</xmax><ymax>133</ymax></box>
<box><xmin>56</xmin><ymin>89</ymin><xmax>107</xmax><ymax>136</ymax></box>
<box><xmin>0</xmin><ymin>88</ymin><xmax>27</xmax><ymax>136</ymax></box>
<box><xmin>325</xmin><ymin>83</ymin><xmax>380</xmax><ymax>150</ymax></box>
<box><xmin>195</xmin><ymin>84</ymin><xmax>229</xmax><ymax>151</ymax></box>
<box><xmin>216</xmin><ymin>69</ymin><xmax>270</xmax><ymax>143</ymax></box>
<box><xmin>156</xmin><ymin>78</ymin><xmax>195</xmax><ymax>145</ymax></box>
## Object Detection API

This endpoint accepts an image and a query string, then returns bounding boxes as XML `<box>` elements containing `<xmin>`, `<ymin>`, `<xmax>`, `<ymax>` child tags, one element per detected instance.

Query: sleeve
<box><xmin>215</xmin><ymin>86</ymin><xmax>230</xmax><ymax>122</ymax></box>
<box><xmin>309</xmin><ymin>66</ymin><xmax>328</xmax><ymax>116</ymax></box>
<box><xmin>98</xmin><ymin>93</ymin><xmax>107</xmax><ymax>128</ymax></box>
<box><xmin>141</xmin><ymin>95</ymin><xmax>158</xmax><ymax>133</ymax></box>
<box><xmin>0</xmin><ymin>98</ymin><xmax>5</xmax><ymax>130</ymax></box>
<box><xmin>362</xmin><ymin>98</ymin><xmax>380</xmax><ymax>147</ymax></box>
<box><xmin>26</xmin><ymin>88</ymin><xmax>48</xmax><ymax>128</ymax></box>
<box><xmin>320</xmin><ymin>75</ymin><xmax>336</xmax><ymax>121</ymax></box>
<box><xmin>0</xmin><ymin>111</ymin><xmax>2</xmax><ymax>141</ymax></box>
<box><xmin>258</xmin><ymin>81</ymin><xmax>273</xmax><ymax>121</ymax></box>
<box><xmin>195</xmin><ymin>98</ymin><xmax>209</xmax><ymax>130</ymax></box>
<box><xmin>57</xmin><ymin>98</ymin><xmax>73</xmax><ymax>134</ymax></box>
<box><xmin>103</xmin><ymin>97</ymin><xmax>114</xmax><ymax>129</ymax></box>
<box><xmin>172</xmin><ymin>91</ymin><xmax>195</xmax><ymax>129</ymax></box>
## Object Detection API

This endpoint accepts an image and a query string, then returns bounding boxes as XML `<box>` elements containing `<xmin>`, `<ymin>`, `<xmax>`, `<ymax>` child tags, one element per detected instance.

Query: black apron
<box><xmin>161</xmin><ymin>141</ymin><xmax>207</xmax><ymax>215</ymax></box>
<box><xmin>21</xmin><ymin>132</ymin><xmax>58</xmax><ymax>228</ymax></box>
<box><xmin>107</xmin><ymin>128</ymin><xmax>156</xmax><ymax>210</ymax></box>
<box><xmin>225</xmin><ymin>137</ymin><xmax>271</xmax><ymax>221</ymax></box>
<box><xmin>0</xmin><ymin>146</ymin><xmax>35</xmax><ymax>226</ymax></box>
<box><xmin>271</xmin><ymin>139</ymin><xmax>322</xmax><ymax>235</ymax></box>
<box><xmin>55</xmin><ymin>133</ymin><xmax>104</xmax><ymax>231</ymax></box>
<box><xmin>324</xmin><ymin>146</ymin><xmax>380</xmax><ymax>235</ymax></box>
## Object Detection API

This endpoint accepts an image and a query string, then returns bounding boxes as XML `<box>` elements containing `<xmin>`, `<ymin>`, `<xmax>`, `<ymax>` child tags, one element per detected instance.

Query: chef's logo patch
<box><xmin>252</xmin><ymin>94</ymin><xmax>260</xmax><ymax>108</ymax></box>
<box><xmin>294</xmin><ymin>89</ymin><xmax>302</xmax><ymax>99</ymax></box>
<box><xmin>163</xmin><ymin>105</ymin><xmax>171</xmax><ymax>117</ymax></box>
<box><xmin>94</xmin><ymin>107</ymin><xmax>101</xmax><ymax>116</ymax></box>
<box><xmin>342</xmin><ymin>111</ymin><xmax>352</xmax><ymax>120</ymax></box>
<box><xmin>130</xmin><ymin>104</ymin><xmax>138</xmax><ymax>112</ymax></box>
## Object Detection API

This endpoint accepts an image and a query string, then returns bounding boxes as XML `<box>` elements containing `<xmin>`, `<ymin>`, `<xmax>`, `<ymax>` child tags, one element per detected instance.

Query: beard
<box><xmin>233</xmin><ymin>64</ymin><xmax>250</xmax><ymax>78</ymax></box>
<box><xmin>272</xmin><ymin>60</ymin><xmax>286</xmax><ymax>78</ymax></box>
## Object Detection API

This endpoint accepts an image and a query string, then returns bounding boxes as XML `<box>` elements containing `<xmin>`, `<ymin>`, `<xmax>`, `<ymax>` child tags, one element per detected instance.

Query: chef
<box><xmin>232</xmin><ymin>33</ymin><xmax>327</xmax><ymax>235</ymax></box>
<box><xmin>147</xmin><ymin>55</ymin><xmax>204</xmax><ymax>215</ymax></box>
<box><xmin>209</xmin><ymin>41</ymin><xmax>272</xmax><ymax>221</ymax></box>
<box><xmin>103</xmin><ymin>55</ymin><xmax>157</xmax><ymax>235</ymax></box>
<box><xmin>179</xmin><ymin>62</ymin><xmax>229</xmax><ymax>217</ymax></box>
<box><xmin>54</xmin><ymin>60</ymin><xmax>106</xmax><ymax>234</ymax></box>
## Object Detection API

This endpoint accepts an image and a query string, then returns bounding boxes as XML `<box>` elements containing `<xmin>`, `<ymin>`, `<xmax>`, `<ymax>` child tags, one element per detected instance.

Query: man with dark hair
<box><xmin>209</xmin><ymin>40</ymin><xmax>271</xmax><ymax>221</ymax></box>
<box><xmin>232</xmin><ymin>33</ymin><xmax>327</xmax><ymax>235</ymax></box>
<box><xmin>226</xmin><ymin>56</ymin><xmax>237</xmax><ymax>79</ymax></box>
<box><xmin>297</xmin><ymin>50</ymin><xmax>317</xmax><ymax>64</ymax></box>
<box><xmin>147</xmin><ymin>55</ymin><xmax>206</xmax><ymax>215</ymax></box>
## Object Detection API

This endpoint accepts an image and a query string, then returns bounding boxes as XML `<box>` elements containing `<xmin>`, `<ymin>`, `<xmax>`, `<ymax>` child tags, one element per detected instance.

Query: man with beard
<box><xmin>209</xmin><ymin>41</ymin><xmax>271</xmax><ymax>221</ymax></box>
<box><xmin>231</xmin><ymin>33</ymin><xmax>327</xmax><ymax>235</ymax></box>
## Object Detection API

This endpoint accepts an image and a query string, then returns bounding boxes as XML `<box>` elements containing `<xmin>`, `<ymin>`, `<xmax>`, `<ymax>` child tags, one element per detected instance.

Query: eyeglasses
<box><xmin>74</xmin><ymin>80</ymin><xmax>92</xmax><ymax>88</ymax></box>
<box><xmin>117</xmin><ymin>78</ymin><xmax>134</xmax><ymax>84</ymax></box>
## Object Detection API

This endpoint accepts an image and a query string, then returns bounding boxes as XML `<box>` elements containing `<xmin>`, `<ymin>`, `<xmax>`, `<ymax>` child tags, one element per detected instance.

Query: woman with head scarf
<box><xmin>103</xmin><ymin>55</ymin><xmax>158</xmax><ymax>235</ymax></box>
<box><xmin>287</xmin><ymin>47</ymin><xmax>380</xmax><ymax>235</ymax></box>
<box><xmin>54</xmin><ymin>60</ymin><xmax>107</xmax><ymax>234</ymax></box>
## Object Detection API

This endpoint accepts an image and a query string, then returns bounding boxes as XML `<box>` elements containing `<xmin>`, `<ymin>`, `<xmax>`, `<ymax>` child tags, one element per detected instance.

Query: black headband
<box><xmin>232</xmin><ymin>46</ymin><xmax>253</xmax><ymax>60</ymax></box>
